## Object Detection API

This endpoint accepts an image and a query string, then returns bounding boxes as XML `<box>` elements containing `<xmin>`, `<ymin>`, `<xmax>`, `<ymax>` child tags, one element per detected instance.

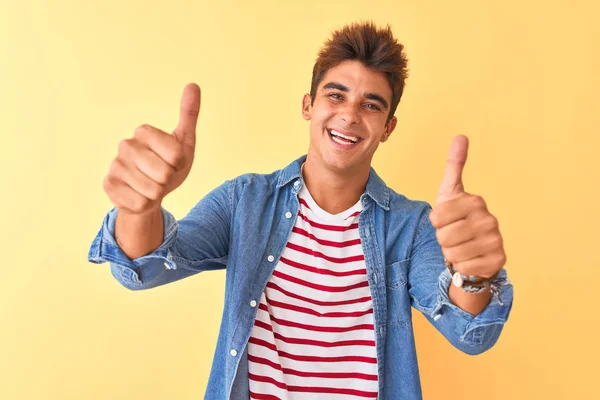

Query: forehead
<box><xmin>319</xmin><ymin>60</ymin><xmax>392</xmax><ymax>101</ymax></box>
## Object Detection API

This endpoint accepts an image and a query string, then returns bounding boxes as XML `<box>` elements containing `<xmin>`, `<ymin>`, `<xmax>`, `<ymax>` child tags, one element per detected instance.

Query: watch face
<box><xmin>452</xmin><ymin>271</ymin><xmax>464</xmax><ymax>288</ymax></box>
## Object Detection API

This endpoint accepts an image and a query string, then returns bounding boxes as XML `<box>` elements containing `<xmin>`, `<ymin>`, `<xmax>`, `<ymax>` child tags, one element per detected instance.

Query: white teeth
<box><xmin>330</xmin><ymin>130</ymin><xmax>359</xmax><ymax>143</ymax></box>
<box><xmin>331</xmin><ymin>135</ymin><xmax>353</xmax><ymax>145</ymax></box>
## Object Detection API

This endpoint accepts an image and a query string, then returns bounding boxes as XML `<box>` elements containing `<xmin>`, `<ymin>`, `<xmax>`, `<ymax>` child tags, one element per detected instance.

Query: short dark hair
<box><xmin>310</xmin><ymin>21</ymin><xmax>410</xmax><ymax>122</ymax></box>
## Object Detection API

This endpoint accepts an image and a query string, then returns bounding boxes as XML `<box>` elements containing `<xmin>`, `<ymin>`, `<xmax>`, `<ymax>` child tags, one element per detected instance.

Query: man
<box><xmin>89</xmin><ymin>22</ymin><xmax>513</xmax><ymax>400</ymax></box>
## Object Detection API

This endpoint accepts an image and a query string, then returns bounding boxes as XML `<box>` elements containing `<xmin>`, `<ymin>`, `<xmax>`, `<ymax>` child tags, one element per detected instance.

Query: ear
<box><xmin>381</xmin><ymin>116</ymin><xmax>397</xmax><ymax>142</ymax></box>
<box><xmin>302</xmin><ymin>93</ymin><xmax>312</xmax><ymax>120</ymax></box>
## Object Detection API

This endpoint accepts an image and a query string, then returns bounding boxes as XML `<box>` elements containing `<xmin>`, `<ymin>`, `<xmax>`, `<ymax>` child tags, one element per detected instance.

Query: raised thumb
<box><xmin>173</xmin><ymin>83</ymin><xmax>201</xmax><ymax>148</ymax></box>
<box><xmin>436</xmin><ymin>135</ymin><xmax>469</xmax><ymax>205</ymax></box>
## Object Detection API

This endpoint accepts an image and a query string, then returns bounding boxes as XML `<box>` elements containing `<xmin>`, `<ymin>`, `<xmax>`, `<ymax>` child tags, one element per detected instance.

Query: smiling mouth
<box><xmin>327</xmin><ymin>129</ymin><xmax>361</xmax><ymax>145</ymax></box>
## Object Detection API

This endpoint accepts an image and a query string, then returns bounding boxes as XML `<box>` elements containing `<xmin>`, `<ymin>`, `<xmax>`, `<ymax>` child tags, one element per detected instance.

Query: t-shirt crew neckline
<box><xmin>299</xmin><ymin>163</ymin><xmax>363</xmax><ymax>222</ymax></box>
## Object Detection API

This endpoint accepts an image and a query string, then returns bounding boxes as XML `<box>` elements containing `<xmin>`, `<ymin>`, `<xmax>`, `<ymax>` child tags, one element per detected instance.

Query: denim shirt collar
<box><xmin>276</xmin><ymin>154</ymin><xmax>391</xmax><ymax>211</ymax></box>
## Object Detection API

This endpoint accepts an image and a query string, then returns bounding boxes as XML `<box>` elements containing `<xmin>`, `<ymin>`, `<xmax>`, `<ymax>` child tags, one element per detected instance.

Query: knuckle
<box><xmin>134</xmin><ymin>124</ymin><xmax>151</xmax><ymax>138</ymax></box>
<box><xmin>103</xmin><ymin>174</ymin><xmax>118</xmax><ymax>189</ymax></box>
<box><xmin>490</xmin><ymin>234</ymin><xmax>503</xmax><ymax>249</ymax></box>
<box><xmin>131</xmin><ymin>196</ymin><xmax>149</xmax><ymax>214</ymax></box>
<box><xmin>102</xmin><ymin>176</ymin><xmax>112</xmax><ymax>193</ymax></box>
<box><xmin>148</xmin><ymin>183</ymin><xmax>165</xmax><ymax>200</ymax></box>
<box><xmin>118</xmin><ymin>138</ymin><xmax>135</xmax><ymax>156</ymax></box>
<box><xmin>117</xmin><ymin>139</ymin><xmax>128</xmax><ymax>153</ymax></box>
<box><xmin>108</xmin><ymin>158</ymin><xmax>122</xmax><ymax>176</ymax></box>
<box><xmin>486</xmin><ymin>215</ymin><xmax>499</xmax><ymax>231</ymax></box>
<box><xmin>471</xmin><ymin>195</ymin><xmax>486</xmax><ymax>209</ymax></box>
<box><xmin>103</xmin><ymin>176</ymin><xmax>121</xmax><ymax>204</ymax></box>
<box><xmin>160</xmin><ymin>167</ymin><xmax>174</xmax><ymax>184</ymax></box>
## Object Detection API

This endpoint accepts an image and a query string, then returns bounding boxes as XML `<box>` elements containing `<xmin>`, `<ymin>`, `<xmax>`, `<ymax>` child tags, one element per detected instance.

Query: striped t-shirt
<box><xmin>247</xmin><ymin>183</ymin><xmax>379</xmax><ymax>399</ymax></box>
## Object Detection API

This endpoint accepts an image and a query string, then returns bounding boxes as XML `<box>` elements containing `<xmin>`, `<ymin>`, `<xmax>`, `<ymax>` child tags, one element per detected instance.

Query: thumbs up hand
<box><xmin>103</xmin><ymin>83</ymin><xmax>201</xmax><ymax>215</ymax></box>
<box><xmin>429</xmin><ymin>135</ymin><xmax>506</xmax><ymax>282</ymax></box>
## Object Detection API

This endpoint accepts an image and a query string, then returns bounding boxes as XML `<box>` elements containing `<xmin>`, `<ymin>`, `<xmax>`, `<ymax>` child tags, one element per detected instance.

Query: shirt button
<box><xmin>267</xmin><ymin>255</ymin><xmax>275</xmax><ymax>262</ymax></box>
<box><xmin>285</xmin><ymin>211</ymin><xmax>292</xmax><ymax>219</ymax></box>
<box><xmin>434</xmin><ymin>313</ymin><xmax>442</xmax><ymax>321</ymax></box>
<box><xmin>250</xmin><ymin>300</ymin><xmax>257</xmax><ymax>307</ymax></box>
<box><xmin>230</xmin><ymin>349</ymin><xmax>237</xmax><ymax>357</ymax></box>
<box><xmin>164</xmin><ymin>262</ymin><xmax>172</xmax><ymax>270</ymax></box>
<box><xmin>294</xmin><ymin>180</ymin><xmax>300</xmax><ymax>187</ymax></box>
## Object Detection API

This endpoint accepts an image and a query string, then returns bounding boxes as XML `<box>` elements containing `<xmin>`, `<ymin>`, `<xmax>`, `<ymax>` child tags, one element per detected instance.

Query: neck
<box><xmin>302</xmin><ymin>155</ymin><xmax>370</xmax><ymax>214</ymax></box>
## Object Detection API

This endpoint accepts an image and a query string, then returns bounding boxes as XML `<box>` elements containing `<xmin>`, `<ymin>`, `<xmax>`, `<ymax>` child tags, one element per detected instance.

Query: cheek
<box><xmin>364</xmin><ymin>122</ymin><xmax>387</xmax><ymax>142</ymax></box>
<box><xmin>311</xmin><ymin>102</ymin><xmax>335</xmax><ymax>122</ymax></box>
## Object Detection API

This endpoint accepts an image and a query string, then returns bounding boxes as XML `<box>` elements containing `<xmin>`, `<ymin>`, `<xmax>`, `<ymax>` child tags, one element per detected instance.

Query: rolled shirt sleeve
<box><xmin>87</xmin><ymin>180</ymin><xmax>233</xmax><ymax>290</ymax></box>
<box><xmin>408</xmin><ymin>205</ymin><xmax>514</xmax><ymax>355</ymax></box>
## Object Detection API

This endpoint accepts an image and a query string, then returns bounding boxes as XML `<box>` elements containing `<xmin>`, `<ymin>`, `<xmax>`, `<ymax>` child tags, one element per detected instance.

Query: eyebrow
<box><xmin>322</xmin><ymin>82</ymin><xmax>389</xmax><ymax>110</ymax></box>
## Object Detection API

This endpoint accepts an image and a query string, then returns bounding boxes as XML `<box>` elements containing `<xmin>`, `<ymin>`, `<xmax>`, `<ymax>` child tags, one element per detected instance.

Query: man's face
<box><xmin>302</xmin><ymin>59</ymin><xmax>397</xmax><ymax>174</ymax></box>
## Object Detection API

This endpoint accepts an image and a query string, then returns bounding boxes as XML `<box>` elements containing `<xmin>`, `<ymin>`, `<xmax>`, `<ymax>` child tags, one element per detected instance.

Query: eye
<box><xmin>328</xmin><ymin>93</ymin><xmax>343</xmax><ymax>100</ymax></box>
<box><xmin>365</xmin><ymin>103</ymin><xmax>381</xmax><ymax>111</ymax></box>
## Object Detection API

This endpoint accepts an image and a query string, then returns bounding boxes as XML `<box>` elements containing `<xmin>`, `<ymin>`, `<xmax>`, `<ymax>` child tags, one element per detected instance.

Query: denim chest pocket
<box><xmin>385</xmin><ymin>258</ymin><xmax>412</xmax><ymax>327</ymax></box>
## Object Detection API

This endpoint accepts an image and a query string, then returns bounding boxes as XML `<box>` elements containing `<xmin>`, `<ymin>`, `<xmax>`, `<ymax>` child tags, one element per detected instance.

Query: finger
<box><xmin>110</xmin><ymin>158</ymin><xmax>165</xmax><ymax>201</ymax></box>
<box><xmin>451</xmin><ymin>250</ymin><xmax>507</xmax><ymax>278</ymax></box>
<box><xmin>131</xmin><ymin>127</ymin><xmax>183</xmax><ymax>169</ymax></box>
<box><xmin>435</xmin><ymin>219</ymin><xmax>475</xmax><ymax>247</ymax></box>
<box><xmin>131</xmin><ymin>146</ymin><xmax>176</xmax><ymax>185</ymax></box>
<box><xmin>442</xmin><ymin>234</ymin><xmax>503</xmax><ymax>264</ymax></box>
<box><xmin>436</xmin><ymin>135</ymin><xmax>468</xmax><ymax>205</ymax></box>
<box><xmin>103</xmin><ymin>175</ymin><xmax>153</xmax><ymax>214</ymax></box>
<box><xmin>173</xmin><ymin>83</ymin><xmax>201</xmax><ymax>148</ymax></box>
<box><xmin>429</xmin><ymin>195</ymin><xmax>487</xmax><ymax>228</ymax></box>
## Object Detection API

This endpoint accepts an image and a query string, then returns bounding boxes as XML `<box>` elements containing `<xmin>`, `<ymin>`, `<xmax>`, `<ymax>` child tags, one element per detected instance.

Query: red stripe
<box><xmin>249</xmin><ymin>391</ymin><xmax>281</xmax><ymax>400</ymax></box>
<box><xmin>298</xmin><ymin>197</ymin><xmax>311</xmax><ymax>210</ymax></box>
<box><xmin>298</xmin><ymin>212</ymin><xmax>358</xmax><ymax>232</ymax></box>
<box><xmin>292</xmin><ymin>226</ymin><xmax>361</xmax><ymax>248</ymax></box>
<box><xmin>258</xmin><ymin>303</ymin><xmax>374</xmax><ymax>333</ymax></box>
<box><xmin>249</xmin><ymin>353</ymin><xmax>283</xmax><ymax>372</ymax></box>
<box><xmin>249</xmin><ymin>374</ymin><xmax>377</xmax><ymax>398</ymax></box>
<box><xmin>280</xmin><ymin>256</ymin><xmax>366</xmax><ymax>277</ymax></box>
<box><xmin>289</xmin><ymin>385</ymin><xmax>377</xmax><ymax>398</ymax></box>
<box><xmin>286</xmin><ymin>242</ymin><xmax>365</xmax><ymax>263</ymax></box>
<box><xmin>266</xmin><ymin>295</ymin><xmax>373</xmax><ymax>318</ymax></box>
<box><xmin>248</xmin><ymin>354</ymin><xmax>378</xmax><ymax>380</ymax></box>
<box><xmin>272</xmin><ymin>270</ymin><xmax>369</xmax><ymax>292</ymax></box>
<box><xmin>249</xmin><ymin>373</ymin><xmax>287</xmax><ymax>389</ymax></box>
<box><xmin>345</xmin><ymin>210</ymin><xmax>361</xmax><ymax>220</ymax></box>
<box><xmin>249</xmin><ymin>337</ymin><xmax>377</xmax><ymax>363</ymax></box>
<box><xmin>266</xmin><ymin>282</ymin><xmax>372</xmax><ymax>306</ymax></box>
<box><xmin>254</xmin><ymin>320</ymin><xmax>376</xmax><ymax>347</ymax></box>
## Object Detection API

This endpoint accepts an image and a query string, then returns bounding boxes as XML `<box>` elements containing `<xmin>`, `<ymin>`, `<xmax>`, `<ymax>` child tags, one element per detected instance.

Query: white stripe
<box><xmin>275</xmin><ymin>258</ymin><xmax>368</xmax><ymax>288</ymax></box>
<box><xmin>250</xmin><ymin>323</ymin><xmax>376</xmax><ymax>358</ymax></box>
<box><xmin>268</xmin><ymin>272</ymin><xmax>372</xmax><ymax>303</ymax></box>
<box><xmin>254</xmin><ymin>307</ymin><xmax>375</xmax><ymax>346</ymax></box>
<box><xmin>266</xmin><ymin>285</ymin><xmax>372</xmax><ymax>313</ymax></box>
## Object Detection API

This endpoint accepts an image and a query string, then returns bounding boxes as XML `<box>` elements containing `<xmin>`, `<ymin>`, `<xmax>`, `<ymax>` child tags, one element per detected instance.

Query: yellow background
<box><xmin>1</xmin><ymin>0</ymin><xmax>598</xmax><ymax>399</ymax></box>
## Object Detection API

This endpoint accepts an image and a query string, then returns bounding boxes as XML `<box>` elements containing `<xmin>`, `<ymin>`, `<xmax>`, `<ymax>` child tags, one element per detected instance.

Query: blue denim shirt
<box><xmin>88</xmin><ymin>155</ymin><xmax>513</xmax><ymax>400</ymax></box>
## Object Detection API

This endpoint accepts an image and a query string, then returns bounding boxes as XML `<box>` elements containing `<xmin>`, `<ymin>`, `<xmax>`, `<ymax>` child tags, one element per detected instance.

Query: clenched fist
<box><xmin>103</xmin><ymin>83</ymin><xmax>201</xmax><ymax>215</ymax></box>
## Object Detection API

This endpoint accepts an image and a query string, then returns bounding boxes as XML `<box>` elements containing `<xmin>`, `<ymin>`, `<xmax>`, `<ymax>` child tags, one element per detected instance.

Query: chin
<box><xmin>322</xmin><ymin>153</ymin><xmax>358</xmax><ymax>172</ymax></box>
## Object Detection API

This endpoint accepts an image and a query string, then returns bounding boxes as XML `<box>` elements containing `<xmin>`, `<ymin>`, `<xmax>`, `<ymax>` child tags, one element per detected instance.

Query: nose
<box><xmin>339</xmin><ymin>101</ymin><xmax>361</xmax><ymax>125</ymax></box>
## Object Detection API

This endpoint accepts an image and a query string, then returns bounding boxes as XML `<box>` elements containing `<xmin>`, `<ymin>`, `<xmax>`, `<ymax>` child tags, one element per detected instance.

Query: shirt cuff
<box><xmin>87</xmin><ymin>207</ymin><xmax>179</xmax><ymax>276</ymax></box>
<box><xmin>431</xmin><ymin>268</ymin><xmax>514</xmax><ymax>343</ymax></box>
